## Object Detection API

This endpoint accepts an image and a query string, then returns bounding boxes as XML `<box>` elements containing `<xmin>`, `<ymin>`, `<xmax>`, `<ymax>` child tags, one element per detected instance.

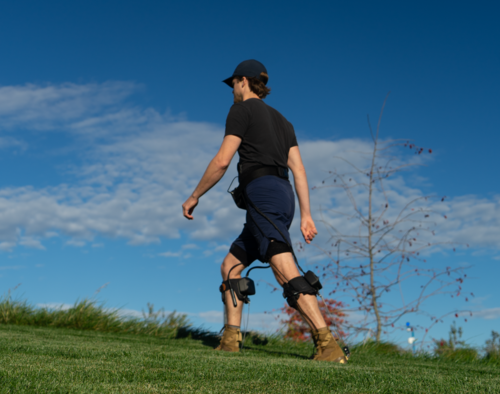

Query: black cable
<box><xmin>245</xmin><ymin>265</ymin><xmax>271</xmax><ymax>277</ymax></box>
<box><xmin>295</xmin><ymin>303</ymin><xmax>318</xmax><ymax>331</ymax></box>
<box><xmin>267</xmin><ymin>260</ymin><xmax>289</xmax><ymax>284</ymax></box>
<box><xmin>227</xmin><ymin>263</ymin><xmax>243</xmax><ymax>308</ymax></box>
<box><xmin>227</xmin><ymin>262</ymin><xmax>243</xmax><ymax>281</ymax></box>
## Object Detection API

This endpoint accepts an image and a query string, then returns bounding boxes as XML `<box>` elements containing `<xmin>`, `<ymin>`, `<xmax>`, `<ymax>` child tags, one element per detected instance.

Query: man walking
<box><xmin>182</xmin><ymin>60</ymin><xmax>347</xmax><ymax>363</ymax></box>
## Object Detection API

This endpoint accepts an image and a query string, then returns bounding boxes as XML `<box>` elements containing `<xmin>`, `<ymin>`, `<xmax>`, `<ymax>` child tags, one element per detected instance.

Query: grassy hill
<box><xmin>1</xmin><ymin>324</ymin><xmax>499</xmax><ymax>393</ymax></box>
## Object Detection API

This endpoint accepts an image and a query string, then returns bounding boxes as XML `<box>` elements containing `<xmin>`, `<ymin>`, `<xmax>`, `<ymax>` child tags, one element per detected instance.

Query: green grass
<box><xmin>0</xmin><ymin>297</ymin><xmax>188</xmax><ymax>339</ymax></box>
<box><xmin>1</xmin><ymin>297</ymin><xmax>498</xmax><ymax>392</ymax></box>
<box><xmin>1</xmin><ymin>324</ymin><xmax>499</xmax><ymax>393</ymax></box>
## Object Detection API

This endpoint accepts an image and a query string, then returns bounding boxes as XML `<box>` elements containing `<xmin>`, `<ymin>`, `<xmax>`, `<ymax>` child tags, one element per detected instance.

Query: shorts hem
<box><xmin>265</xmin><ymin>241</ymin><xmax>291</xmax><ymax>260</ymax></box>
<box><xmin>230</xmin><ymin>244</ymin><xmax>251</xmax><ymax>267</ymax></box>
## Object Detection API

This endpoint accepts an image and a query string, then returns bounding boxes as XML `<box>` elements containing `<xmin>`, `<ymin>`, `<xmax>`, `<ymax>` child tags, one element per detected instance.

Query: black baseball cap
<box><xmin>222</xmin><ymin>59</ymin><xmax>268</xmax><ymax>87</ymax></box>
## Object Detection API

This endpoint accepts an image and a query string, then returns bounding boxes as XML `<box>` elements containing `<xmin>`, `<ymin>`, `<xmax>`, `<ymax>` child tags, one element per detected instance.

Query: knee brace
<box><xmin>220</xmin><ymin>278</ymin><xmax>256</xmax><ymax>306</ymax></box>
<box><xmin>282</xmin><ymin>271</ymin><xmax>322</xmax><ymax>309</ymax></box>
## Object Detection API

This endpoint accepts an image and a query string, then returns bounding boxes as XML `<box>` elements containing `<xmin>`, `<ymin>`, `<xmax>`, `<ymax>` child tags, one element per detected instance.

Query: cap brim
<box><xmin>222</xmin><ymin>77</ymin><xmax>234</xmax><ymax>87</ymax></box>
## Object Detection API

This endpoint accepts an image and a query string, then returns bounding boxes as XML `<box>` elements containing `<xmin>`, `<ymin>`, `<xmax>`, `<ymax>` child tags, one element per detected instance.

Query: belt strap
<box><xmin>239</xmin><ymin>166</ymin><xmax>289</xmax><ymax>190</ymax></box>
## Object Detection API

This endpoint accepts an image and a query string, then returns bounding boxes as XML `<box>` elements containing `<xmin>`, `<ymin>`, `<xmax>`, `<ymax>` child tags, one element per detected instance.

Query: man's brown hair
<box><xmin>236</xmin><ymin>73</ymin><xmax>271</xmax><ymax>99</ymax></box>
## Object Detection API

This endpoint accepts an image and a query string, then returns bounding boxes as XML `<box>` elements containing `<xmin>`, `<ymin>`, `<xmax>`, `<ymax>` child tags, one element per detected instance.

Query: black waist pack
<box><xmin>228</xmin><ymin>178</ymin><xmax>247</xmax><ymax>210</ymax></box>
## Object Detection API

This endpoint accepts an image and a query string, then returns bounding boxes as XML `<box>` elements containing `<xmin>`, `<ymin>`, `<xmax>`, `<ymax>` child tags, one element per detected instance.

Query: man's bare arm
<box><xmin>182</xmin><ymin>135</ymin><xmax>241</xmax><ymax>220</ymax></box>
<box><xmin>287</xmin><ymin>146</ymin><xmax>318</xmax><ymax>243</ymax></box>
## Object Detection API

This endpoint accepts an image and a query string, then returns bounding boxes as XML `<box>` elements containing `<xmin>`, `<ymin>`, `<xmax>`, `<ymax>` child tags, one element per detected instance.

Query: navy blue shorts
<box><xmin>230</xmin><ymin>175</ymin><xmax>295</xmax><ymax>266</ymax></box>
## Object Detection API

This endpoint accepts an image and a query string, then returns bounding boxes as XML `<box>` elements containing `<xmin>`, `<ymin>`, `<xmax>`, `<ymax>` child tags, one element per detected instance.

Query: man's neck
<box><xmin>243</xmin><ymin>91</ymin><xmax>260</xmax><ymax>101</ymax></box>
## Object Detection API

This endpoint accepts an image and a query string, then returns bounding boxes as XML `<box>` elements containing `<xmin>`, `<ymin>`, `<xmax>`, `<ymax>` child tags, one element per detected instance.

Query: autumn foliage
<box><xmin>280</xmin><ymin>298</ymin><xmax>347</xmax><ymax>342</ymax></box>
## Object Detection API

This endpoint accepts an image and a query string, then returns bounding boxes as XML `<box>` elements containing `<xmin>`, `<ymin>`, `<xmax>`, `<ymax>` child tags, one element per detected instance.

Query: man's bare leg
<box><xmin>269</xmin><ymin>251</ymin><xmax>326</xmax><ymax>330</ymax></box>
<box><xmin>220</xmin><ymin>252</ymin><xmax>246</xmax><ymax>326</ymax></box>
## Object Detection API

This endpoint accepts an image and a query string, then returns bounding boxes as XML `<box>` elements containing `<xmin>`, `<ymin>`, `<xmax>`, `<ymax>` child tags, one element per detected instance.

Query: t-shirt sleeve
<box><xmin>289</xmin><ymin>122</ymin><xmax>298</xmax><ymax>147</ymax></box>
<box><xmin>225</xmin><ymin>104</ymin><xmax>250</xmax><ymax>139</ymax></box>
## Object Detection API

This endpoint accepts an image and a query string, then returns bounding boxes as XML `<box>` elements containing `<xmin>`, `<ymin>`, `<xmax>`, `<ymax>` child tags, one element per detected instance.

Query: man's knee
<box><xmin>221</xmin><ymin>253</ymin><xmax>244</xmax><ymax>279</ymax></box>
<box><xmin>220</xmin><ymin>258</ymin><xmax>232</xmax><ymax>278</ymax></box>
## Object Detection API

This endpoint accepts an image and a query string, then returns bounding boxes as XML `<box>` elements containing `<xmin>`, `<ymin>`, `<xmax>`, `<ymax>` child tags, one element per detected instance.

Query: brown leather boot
<box><xmin>311</xmin><ymin>327</ymin><xmax>347</xmax><ymax>363</ymax></box>
<box><xmin>214</xmin><ymin>325</ymin><xmax>242</xmax><ymax>352</ymax></box>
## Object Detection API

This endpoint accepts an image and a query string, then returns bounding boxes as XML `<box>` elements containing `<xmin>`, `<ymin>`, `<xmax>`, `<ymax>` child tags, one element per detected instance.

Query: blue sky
<box><xmin>0</xmin><ymin>0</ymin><xmax>499</xmax><ymax>349</ymax></box>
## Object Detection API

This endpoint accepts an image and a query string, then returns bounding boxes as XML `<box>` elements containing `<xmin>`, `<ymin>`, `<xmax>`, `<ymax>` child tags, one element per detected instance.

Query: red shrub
<box><xmin>280</xmin><ymin>298</ymin><xmax>347</xmax><ymax>342</ymax></box>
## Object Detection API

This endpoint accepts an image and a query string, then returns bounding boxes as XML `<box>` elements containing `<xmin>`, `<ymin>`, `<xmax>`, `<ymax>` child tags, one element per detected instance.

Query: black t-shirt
<box><xmin>224</xmin><ymin>98</ymin><xmax>298</xmax><ymax>174</ymax></box>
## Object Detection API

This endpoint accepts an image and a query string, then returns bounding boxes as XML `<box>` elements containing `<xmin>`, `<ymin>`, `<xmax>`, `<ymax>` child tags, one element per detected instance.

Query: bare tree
<box><xmin>303</xmin><ymin>94</ymin><xmax>472</xmax><ymax>345</ymax></box>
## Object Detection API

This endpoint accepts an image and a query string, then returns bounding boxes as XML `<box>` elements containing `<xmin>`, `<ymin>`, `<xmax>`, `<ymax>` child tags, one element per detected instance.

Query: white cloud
<box><xmin>471</xmin><ymin>308</ymin><xmax>500</xmax><ymax>320</ymax></box>
<box><xmin>0</xmin><ymin>81</ymin><xmax>138</xmax><ymax>132</ymax></box>
<box><xmin>200</xmin><ymin>244</ymin><xmax>230</xmax><ymax>258</ymax></box>
<box><xmin>117</xmin><ymin>308</ymin><xmax>146</xmax><ymax>318</ymax></box>
<box><xmin>0</xmin><ymin>82</ymin><xmax>242</xmax><ymax>250</ymax></box>
<box><xmin>291</xmin><ymin>139</ymin><xmax>500</xmax><ymax>269</ymax></box>
<box><xmin>37</xmin><ymin>303</ymin><xmax>72</xmax><ymax>310</ymax></box>
<box><xmin>31</xmin><ymin>302</ymin><xmax>283</xmax><ymax>332</ymax></box>
<box><xmin>198</xmin><ymin>310</ymin><xmax>223</xmax><ymax>323</ymax></box>
<box><xmin>182</xmin><ymin>244</ymin><xmax>199</xmax><ymax>250</ymax></box>
<box><xmin>0</xmin><ymin>136</ymin><xmax>26</xmax><ymax>150</ymax></box>
<box><xmin>0</xmin><ymin>242</ymin><xmax>17</xmax><ymax>252</ymax></box>
<box><xmin>0</xmin><ymin>265</ymin><xmax>24</xmax><ymax>270</ymax></box>
<box><xmin>214</xmin><ymin>244</ymin><xmax>230</xmax><ymax>252</ymax></box>
<box><xmin>158</xmin><ymin>251</ymin><xmax>182</xmax><ymax>258</ymax></box>
<box><xmin>35</xmin><ymin>303</ymin><xmax>148</xmax><ymax>319</ymax></box>
<box><xmin>66</xmin><ymin>239</ymin><xmax>86</xmax><ymax>247</ymax></box>
<box><xmin>19</xmin><ymin>237</ymin><xmax>45</xmax><ymax>250</ymax></box>
<box><xmin>197</xmin><ymin>310</ymin><xmax>282</xmax><ymax>332</ymax></box>
<box><xmin>0</xmin><ymin>81</ymin><xmax>498</xmax><ymax>257</ymax></box>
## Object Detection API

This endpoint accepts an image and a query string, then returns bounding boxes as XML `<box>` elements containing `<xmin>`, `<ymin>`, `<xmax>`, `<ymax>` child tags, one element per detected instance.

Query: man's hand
<box><xmin>300</xmin><ymin>216</ymin><xmax>318</xmax><ymax>244</ymax></box>
<box><xmin>181</xmin><ymin>135</ymin><xmax>241</xmax><ymax>221</ymax></box>
<box><xmin>182</xmin><ymin>196</ymin><xmax>199</xmax><ymax>220</ymax></box>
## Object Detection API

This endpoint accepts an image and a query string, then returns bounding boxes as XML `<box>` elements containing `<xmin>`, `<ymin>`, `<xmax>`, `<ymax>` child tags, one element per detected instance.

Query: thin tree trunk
<box><xmin>368</xmin><ymin>130</ymin><xmax>382</xmax><ymax>341</ymax></box>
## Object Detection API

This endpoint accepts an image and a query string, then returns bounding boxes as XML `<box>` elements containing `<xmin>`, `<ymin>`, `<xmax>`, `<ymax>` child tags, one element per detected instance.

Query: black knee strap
<box><xmin>282</xmin><ymin>275</ymin><xmax>318</xmax><ymax>309</ymax></box>
<box><xmin>220</xmin><ymin>278</ymin><xmax>256</xmax><ymax>305</ymax></box>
